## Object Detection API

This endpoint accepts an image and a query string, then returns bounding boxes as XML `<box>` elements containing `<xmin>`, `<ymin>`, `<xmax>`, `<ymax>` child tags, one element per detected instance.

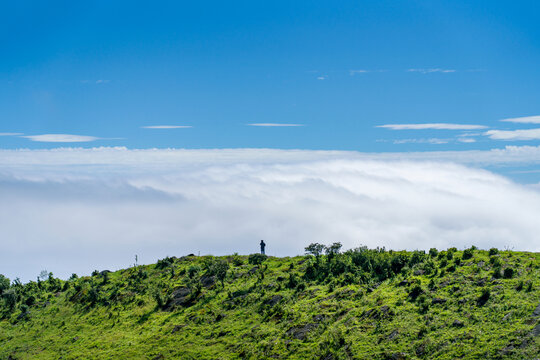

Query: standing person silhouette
<box><xmin>260</xmin><ymin>240</ymin><xmax>266</xmax><ymax>255</ymax></box>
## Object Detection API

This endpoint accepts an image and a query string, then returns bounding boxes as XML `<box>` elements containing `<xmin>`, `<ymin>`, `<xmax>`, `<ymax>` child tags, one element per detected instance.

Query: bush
<box><xmin>187</xmin><ymin>265</ymin><xmax>201</xmax><ymax>279</ymax></box>
<box><xmin>489</xmin><ymin>248</ymin><xmax>499</xmax><ymax>256</ymax></box>
<box><xmin>462</xmin><ymin>248</ymin><xmax>474</xmax><ymax>260</ymax></box>
<box><xmin>3</xmin><ymin>289</ymin><xmax>17</xmax><ymax>311</ymax></box>
<box><xmin>156</xmin><ymin>256</ymin><xmax>175</xmax><ymax>269</ymax></box>
<box><xmin>492</xmin><ymin>265</ymin><xmax>502</xmax><ymax>279</ymax></box>
<box><xmin>477</xmin><ymin>288</ymin><xmax>490</xmax><ymax>306</ymax></box>
<box><xmin>0</xmin><ymin>274</ymin><xmax>9</xmax><ymax>295</ymax></box>
<box><xmin>409</xmin><ymin>285</ymin><xmax>423</xmax><ymax>301</ymax></box>
<box><xmin>248</xmin><ymin>253</ymin><xmax>267</xmax><ymax>265</ymax></box>
<box><xmin>503</xmin><ymin>267</ymin><xmax>514</xmax><ymax>279</ymax></box>
<box><xmin>429</xmin><ymin>248</ymin><xmax>438</xmax><ymax>258</ymax></box>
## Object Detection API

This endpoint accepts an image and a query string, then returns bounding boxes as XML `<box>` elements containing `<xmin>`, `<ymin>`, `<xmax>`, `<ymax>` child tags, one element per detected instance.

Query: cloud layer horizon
<box><xmin>1</xmin><ymin>147</ymin><xmax>540</xmax><ymax>281</ymax></box>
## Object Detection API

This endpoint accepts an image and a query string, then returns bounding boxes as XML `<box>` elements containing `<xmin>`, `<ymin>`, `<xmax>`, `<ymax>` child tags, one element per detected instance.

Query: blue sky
<box><xmin>1</xmin><ymin>1</ymin><xmax>540</xmax><ymax>151</ymax></box>
<box><xmin>3</xmin><ymin>1</ymin><xmax>540</xmax><ymax>280</ymax></box>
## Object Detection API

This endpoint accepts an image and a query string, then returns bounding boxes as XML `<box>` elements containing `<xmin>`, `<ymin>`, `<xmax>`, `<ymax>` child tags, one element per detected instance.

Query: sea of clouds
<box><xmin>1</xmin><ymin>146</ymin><xmax>540</xmax><ymax>281</ymax></box>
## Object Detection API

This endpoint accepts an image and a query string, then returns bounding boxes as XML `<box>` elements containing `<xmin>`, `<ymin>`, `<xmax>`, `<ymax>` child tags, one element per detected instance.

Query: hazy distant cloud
<box><xmin>22</xmin><ymin>134</ymin><xmax>100</xmax><ymax>143</ymax></box>
<box><xmin>0</xmin><ymin>132</ymin><xmax>22</xmax><ymax>136</ymax></box>
<box><xmin>349</xmin><ymin>70</ymin><xmax>369</xmax><ymax>75</ymax></box>
<box><xmin>407</xmin><ymin>68</ymin><xmax>456</xmax><ymax>74</ymax></box>
<box><xmin>378</xmin><ymin>123</ymin><xmax>487</xmax><ymax>130</ymax></box>
<box><xmin>247</xmin><ymin>123</ymin><xmax>304</xmax><ymax>127</ymax></box>
<box><xmin>485</xmin><ymin>128</ymin><xmax>540</xmax><ymax>141</ymax></box>
<box><xmin>500</xmin><ymin>115</ymin><xmax>540</xmax><ymax>124</ymax></box>
<box><xmin>393</xmin><ymin>138</ymin><xmax>449</xmax><ymax>145</ymax></box>
<box><xmin>316</xmin><ymin>75</ymin><xmax>328</xmax><ymax>80</ymax></box>
<box><xmin>2</xmin><ymin>146</ymin><xmax>540</xmax><ymax>281</ymax></box>
<box><xmin>81</xmin><ymin>80</ymin><xmax>111</xmax><ymax>84</ymax></box>
<box><xmin>141</xmin><ymin>125</ymin><xmax>193</xmax><ymax>129</ymax></box>
<box><xmin>457</xmin><ymin>137</ymin><xmax>476</xmax><ymax>143</ymax></box>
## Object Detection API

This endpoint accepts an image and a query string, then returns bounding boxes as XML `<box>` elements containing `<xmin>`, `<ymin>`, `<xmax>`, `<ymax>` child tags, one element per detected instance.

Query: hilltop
<box><xmin>0</xmin><ymin>245</ymin><xmax>539</xmax><ymax>359</ymax></box>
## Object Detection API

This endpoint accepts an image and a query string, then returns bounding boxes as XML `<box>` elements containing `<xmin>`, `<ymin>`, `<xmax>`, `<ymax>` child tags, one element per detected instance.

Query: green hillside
<box><xmin>1</xmin><ymin>245</ymin><xmax>539</xmax><ymax>359</ymax></box>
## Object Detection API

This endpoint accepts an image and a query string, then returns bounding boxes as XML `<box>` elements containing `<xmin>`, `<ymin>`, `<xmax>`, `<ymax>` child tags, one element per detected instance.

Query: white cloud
<box><xmin>407</xmin><ymin>68</ymin><xmax>456</xmax><ymax>74</ymax></box>
<box><xmin>500</xmin><ymin>115</ymin><xmax>540</xmax><ymax>124</ymax></box>
<box><xmin>247</xmin><ymin>123</ymin><xmax>304</xmax><ymax>127</ymax></box>
<box><xmin>2</xmin><ymin>147</ymin><xmax>540</xmax><ymax>281</ymax></box>
<box><xmin>378</xmin><ymin>123</ymin><xmax>487</xmax><ymax>130</ymax></box>
<box><xmin>393</xmin><ymin>138</ymin><xmax>449</xmax><ymax>145</ymax></box>
<box><xmin>21</xmin><ymin>134</ymin><xmax>100</xmax><ymax>143</ymax></box>
<box><xmin>485</xmin><ymin>128</ymin><xmax>540</xmax><ymax>141</ymax></box>
<box><xmin>141</xmin><ymin>125</ymin><xmax>193</xmax><ymax>129</ymax></box>
<box><xmin>316</xmin><ymin>75</ymin><xmax>328</xmax><ymax>80</ymax></box>
<box><xmin>0</xmin><ymin>132</ymin><xmax>22</xmax><ymax>136</ymax></box>
<box><xmin>457</xmin><ymin>137</ymin><xmax>476</xmax><ymax>143</ymax></box>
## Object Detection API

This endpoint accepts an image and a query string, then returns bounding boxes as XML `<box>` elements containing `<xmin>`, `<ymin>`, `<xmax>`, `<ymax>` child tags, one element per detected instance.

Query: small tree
<box><xmin>325</xmin><ymin>242</ymin><xmax>342</xmax><ymax>258</ymax></box>
<box><xmin>305</xmin><ymin>243</ymin><xmax>325</xmax><ymax>259</ymax></box>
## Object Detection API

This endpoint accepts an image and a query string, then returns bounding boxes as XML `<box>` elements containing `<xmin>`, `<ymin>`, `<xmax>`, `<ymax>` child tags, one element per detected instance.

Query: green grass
<box><xmin>1</xmin><ymin>248</ymin><xmax>539</xmax><ymax>359</ymax></box>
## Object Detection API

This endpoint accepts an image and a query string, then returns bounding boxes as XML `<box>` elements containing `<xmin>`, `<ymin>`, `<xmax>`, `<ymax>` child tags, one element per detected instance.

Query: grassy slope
<box><xmin>1</xmin><ymin>249</ymin><xmax>539</xmax><ymax>360</ymax></box>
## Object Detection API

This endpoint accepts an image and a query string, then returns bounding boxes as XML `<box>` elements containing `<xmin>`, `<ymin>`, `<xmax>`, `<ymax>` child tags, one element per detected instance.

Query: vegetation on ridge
<box><xmin>1</xmin><ymin>245</ymin><xmax>539</xmax><ymax>359</ymax></box>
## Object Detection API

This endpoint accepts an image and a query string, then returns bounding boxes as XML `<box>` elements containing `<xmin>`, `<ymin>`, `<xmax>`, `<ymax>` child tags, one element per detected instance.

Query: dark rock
<box><xmin>452</xmin><ymin>320</ymin><xmax>464</xmax><ymax>328</ymax></box>
<box><xmin>264</xmin><ymin>295</ymin><xmax>283</xmax><ymax>307</ymax></box>
<box><xmin>532</xmin><ymin>303</ymin><xmax>540</xmax><ymax>318</ymax></box>
<box><xmin>532</xmin><ymin>323</ymin><xmax>540</xmax><ymax>337</ymax></box>
<box><xmin>398</xmin><ymin>280</ymin><xmax>409</xmax><ymax>287</ymax></box>
<box><xmin>248</xmin><ymin>266</ymin><xmax>259</xmax><ymax>275</ymax></box>
<box><xmin>414</xmin><ymin>269</ymin><xmax>425</xmax><ymax>276</ymax></box>
<box><xmin>166</xmin><ymin>287</ymin><xmax>191</xmax><ymax>309</ymax></box>
<box><xmin>200</xmin><ymin>275</ymin><xmax>216</xmax><ymax>289</ymax></box>
<box><xmin>171</xmin><ymin>325</ymin><xmax>185</xmax><ymax>334</ymax></box>
<box><xmin>385</xmin><ymin>352</ymin><xmax>406</xmax><ymax>360</ymax></box>
<box><xmin>432</xmin><ymin>298</ymin><xmax>447</xmax><ymax>305</ymax></box>
<box><xmin>388</xmin><ymin>330</ymin><xmax>399</xmax><ymax>340</ymax></box>
<box><xmin>313</xmin><ymin>314</ymin><xmax>327</xmax><ymax>323</ymax></box>
<box><xmin>297</xmin><ymin>259</ymin><xmax>306</xmax><ymax>265</ymax></box>
<box><xmin>286</xmin><ymin>323</ymin><xmax>319</xmax><ymax>340</ymax></box>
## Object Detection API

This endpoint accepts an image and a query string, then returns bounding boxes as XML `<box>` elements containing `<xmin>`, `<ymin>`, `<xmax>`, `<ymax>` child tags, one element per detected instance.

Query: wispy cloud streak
<box><xmin>500</xmin><ymin>115</ymin><xmax>540</xmax><ymax>124</ymax></box>
<box><xmin>21</xmin><ymin>134</ymin><xmax>100</xmax><ymax>143</ymax></box>
<box><xmin>141</xmin><ymin>126</ymin><xmax>193</xmax><ymax>129</ymax></box>
<box><xmin>247</xmin><ymin>123</ymin><xmax>304</xmax><ymax>127</ymax></box>
<box><xmin>378</xmin><ymin>123</ymin><xmax>487</xmax><ymax>130</ymax></box>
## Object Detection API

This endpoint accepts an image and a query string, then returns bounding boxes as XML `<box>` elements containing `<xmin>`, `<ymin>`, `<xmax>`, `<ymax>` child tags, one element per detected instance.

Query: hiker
<box><xmin>260</xmin><ymin>240</ymin><xmax>266</xmax><ymax>255</ymax></box>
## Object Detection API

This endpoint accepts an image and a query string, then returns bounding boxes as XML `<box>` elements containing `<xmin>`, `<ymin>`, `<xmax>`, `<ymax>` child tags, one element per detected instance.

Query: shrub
<box><xmin>526</xmin><ymin>281</ymin><xmax>533</xmax><ymax>292</ymax></box>
<box><xmin>429</xmin><ymin>248</ymin><xmax>438</xmax><ymax>258</ymax></box>
<box><xmin>0</xmin><ymin>274</ymin><xmax>9</xmax><ymax>295</ymax></box>
<box><xmin>248</xmin><ymin>253</ymin><xmax>267</xmax><ymax>265</ymax></box>
<box><xmin>490</xmin><ymin>256</ymin><xmax>501</xmax><ymax>266</ymax></box>
<box><xmin>477</xmin><ymin>288</ymin><xmax>490</xmax><ymax>306</ymax></box>
<box><xmin>156</xmin><ymin>256</ymin><xmax>175</xmax><ymax>269</ymax></box>
<box><xmin>503</xmin><ymin>267</ymin><xmax>514</xmax><ymax>279</ymax></box>
<box><xmin>516</xmin><ymin>280</ymin><xmax>524</xmax><ymax>291</ymax></box>
<box><xmin>492</xmin><ymin>265</ymin><xmax>502</xmax><ymax>279</ymax></box>
<box><xmin>3</xmin><ymin>289</ymin><xmax>17</xmax><ymax>311</ymax></box>
<box><xmin>489</xmin><ymin>248</ymin><xmax>499</xmax><ymax>256</ymax></box>
<box><xmin>462</xmin><ymin>248</ymin><xmax>474</xmax><ymax>260</ymax></box>
<box><xmin>187</xmin><ymin>265</ymin><xmax>201</xmax><ymax>279</ymax></box>
<box><xmin>409</xmin><ymin>285</ymin><xmax>423</xmax><ymax>301</ymax></box>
